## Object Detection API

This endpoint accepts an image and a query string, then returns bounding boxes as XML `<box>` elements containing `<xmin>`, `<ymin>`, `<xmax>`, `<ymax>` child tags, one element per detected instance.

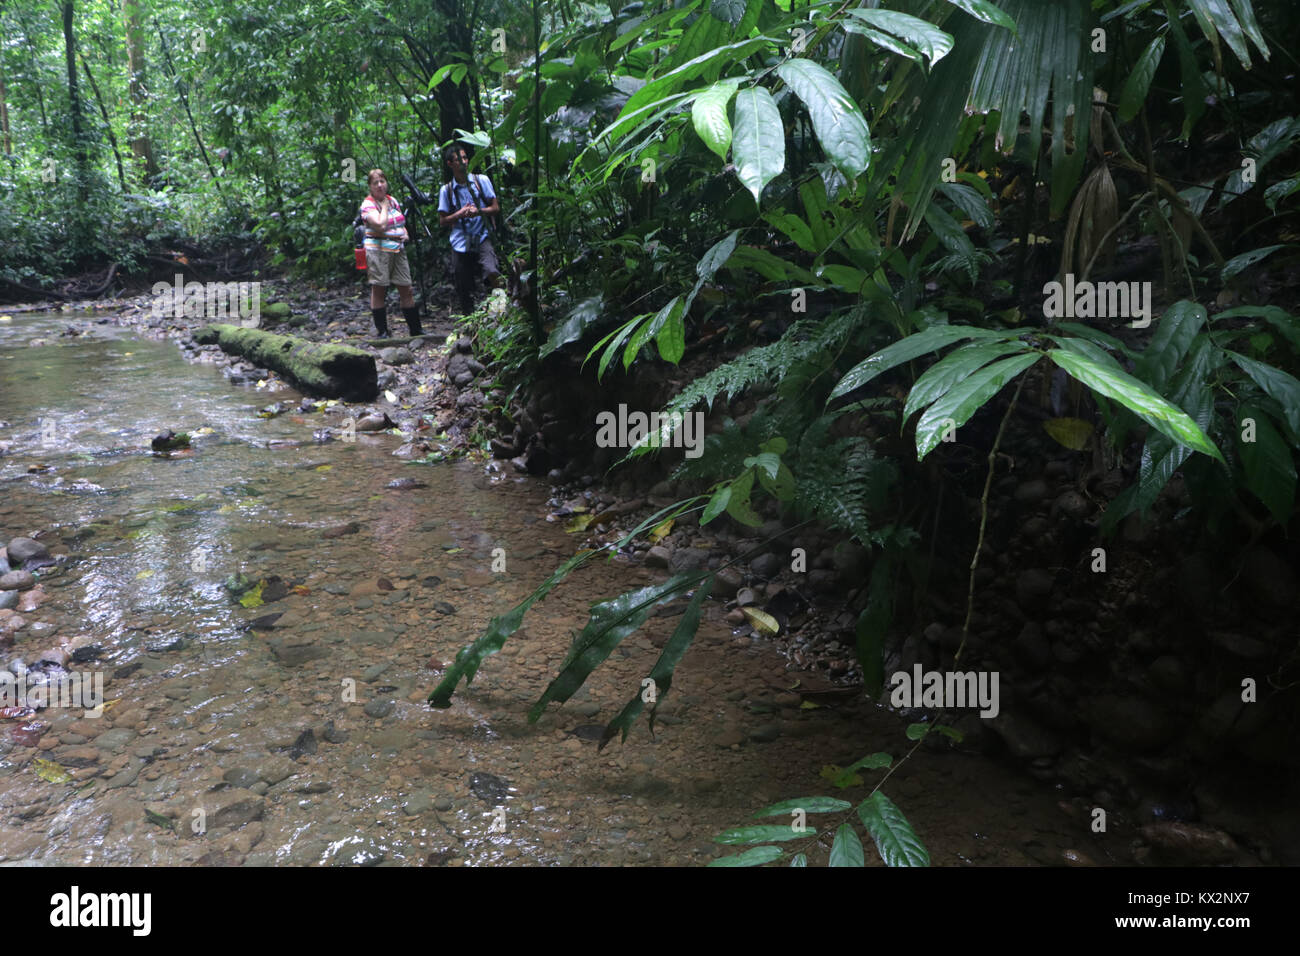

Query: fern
<box><xmin>793</xmin><ymin>418</ymin><xmax>898</xmax><ymax>549</ymax></box>
<box><xmin>659</xmin><ymin>309</ymin><xmax>864</xmax><ymax>422</ymax></box>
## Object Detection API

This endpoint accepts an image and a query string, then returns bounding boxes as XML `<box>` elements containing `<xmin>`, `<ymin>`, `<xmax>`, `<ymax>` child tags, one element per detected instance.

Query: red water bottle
<box><xmin>353</xmin><ymin>218</ymin><xmax>366</xmax><ymax>270</ymax></box>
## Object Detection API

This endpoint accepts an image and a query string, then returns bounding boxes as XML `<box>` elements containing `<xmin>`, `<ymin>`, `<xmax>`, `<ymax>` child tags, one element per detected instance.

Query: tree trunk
<box><xmin>80</xmin><ymin>52</ymin><xmax>128</xmax><ymax>191</ymax></box>
<box><xmin>63</xmin><ymin>0</ymin><xmax>91</xmax><ymax>247</ymax></box>
<box><xmin>431</xmin><ymin>0</ymin><xmax>474</xmax><ymax>141</ymax></box>
<box><xmin>123</xmin><ymin>0</ymin><xmax>158</xmax><ymax>178</ymax></box>
<box><xmin>0</xmin><ymin>68</ymin><xmax>11</xmax><ymax>155</ymax></box>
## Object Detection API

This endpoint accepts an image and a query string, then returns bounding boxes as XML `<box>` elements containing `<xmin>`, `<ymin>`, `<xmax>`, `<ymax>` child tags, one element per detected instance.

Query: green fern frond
<box><xmin>661</xmin><ymin>310</ymin><xmax>864</xmax><ymax>423</ymax></box>
<box><xmin>793</xmin><ymin>420</ymin><xmax>898</xmax><ymax>549</ymax></box>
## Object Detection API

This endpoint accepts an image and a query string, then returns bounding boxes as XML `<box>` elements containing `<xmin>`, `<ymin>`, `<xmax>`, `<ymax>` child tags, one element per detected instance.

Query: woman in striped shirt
<box><xmin>360</xmin><ymin>169</ymin><xmax>422</xmax><ymax>337</ymax></box>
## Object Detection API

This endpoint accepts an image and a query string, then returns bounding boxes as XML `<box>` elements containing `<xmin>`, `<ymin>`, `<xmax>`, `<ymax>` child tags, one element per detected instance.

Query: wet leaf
<box><xmin>564</xmin><ymin>513</ymin><xmax>594</xmax><ymax>534</ymax></box>
<box><xmin>315</xmin><ymin>465</ymin><xmax>332</xmax><ymax>472</ymax></box>
<box><xmin>1043</xmin><ymin>417</ymin><xmax>1094</xmax><ymax>450</ymax></box>
<box><xmin>34</xmin><ymin>758</ymin><xmax>72</xmax><ymax>784</ymax></box>
<box><xmin>707</xmin><ymin>845</ymin><xmax>784</xmax><ymax>867</ymax></box>
<box><xmin>830</xmin><ymin>823</ymin><xmax>866</xmax><ymax>867</ymax></box>
<box><xmin>239</xmin><ymin>580</ymin><xmax>266</xmax><ymax>609</ymax></box>
<box><xmin>799</xmin><ymin>700</ymin><xmax>820</xmax><ymax>710</ymax></box>
<box><xmin>751</xmin><ymin>796</ymin><xmax>852</xmax><ymax>817</ymax></box>
<box><xmin>740</xmin><ymin>606</ymin><xmax>780</xmax><ymax>636</ymax></box>
<box><xmin>135</xmin><ymin>569</ymin><xmax>154</xmax><ymax>580</ymax></box>
<box><xmin>714</xmin><ymin>824</ymin><xmax>814</xmax><ymax>845</ymax></box>
<box><xmin>145</xmin><ymin>809</ymin><xmax>175</xmax><ymax>830</ymax></box>
<box><xmin>858</xmin><ymin>791</ymin><xmax>930</xmax><ymax>866</ymax></box>
<box><xmin>384</xmin><ymin>390</ymin><xmax>399</xmax><ymax>403</ymax></box>
<box><xmin>648</xmin><ymin>518</ymin><xmax>674</xmax><ymax>543</ymax></box>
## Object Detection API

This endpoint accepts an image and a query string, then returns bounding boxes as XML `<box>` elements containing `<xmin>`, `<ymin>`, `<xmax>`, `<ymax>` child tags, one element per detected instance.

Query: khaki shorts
<box><xmin>367</xmin><ymin>248</ymin><xmax>412</xmax><ymax>287</ymax></box>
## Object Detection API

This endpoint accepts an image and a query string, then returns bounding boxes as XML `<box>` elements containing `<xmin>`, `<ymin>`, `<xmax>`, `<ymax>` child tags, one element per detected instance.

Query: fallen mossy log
<box><xmin>194</xmin><ymin>324</ymin><xmax>378</xmax><ymax>401</ymax></box>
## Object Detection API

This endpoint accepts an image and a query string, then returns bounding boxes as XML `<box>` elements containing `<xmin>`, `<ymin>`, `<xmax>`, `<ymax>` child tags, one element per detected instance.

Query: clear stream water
<box><xmin>0</xmin><ymin>311</ymin><xmax>1113</xmax><ymax>866</ymax></box>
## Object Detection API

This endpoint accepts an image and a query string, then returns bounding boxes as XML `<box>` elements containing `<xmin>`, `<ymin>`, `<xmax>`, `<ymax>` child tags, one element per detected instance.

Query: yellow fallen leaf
<box><xmin>384</xmin><ymin>390</ymin><xmax>398</xmax><ymax>403</ymax></box>
<box><xmin>315</xmin><ymin>465</ymin><xmax>332</xmax><ymax>472</ymax></box>
<box><xmin>417</xmin><ymin>384</ymin><xmax>428</xmax><ymax>394</ymax></box>
<box><xmin>35</xmin><ymin>758</ymin><xmax>72</xmax><ymax>784</ymax></box>
<box><xmin>192</xmin><ymin>426</ymin><xmax>215</xmax><ymax>437</ymax></box>
<box><xmin>135</xmin><ymin>569</ymin><xmax>154</xmax><ymax>580</ymax></box>
<box><xmin>565</xmin><ymin>513</ymin><xmax>594</xmax><ymax>534</ymax></box>
<box><xmin>239</xmin><ymin>580</ymin><xmax>265</xmax><ymax>609</ymax></box>
<box><xmin>648</xmin><ymin>518</ymin><xmax>673</xmax><ymax>544</ymax></box>
<box><xmin>799</xmin><ymin>700</ymin><xmax>820</xmax><ymax>710</ymax></box>
<box><xmin>741</xmin><ymin>606</ymin><xmax>780</xmax><ymax>636</ymax></box>
<box><xmin>1043</xmin><ymin>417</ymin><xmax>1094</xmax><ymax>451</ymax></box>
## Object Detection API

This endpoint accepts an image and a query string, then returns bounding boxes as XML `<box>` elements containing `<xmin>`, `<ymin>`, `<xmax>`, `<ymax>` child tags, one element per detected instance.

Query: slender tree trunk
<box><xmin>0</xmin><ymin>68</ymin><xmax>11</xmax><ymax>155</ymax></box>
<box><xmin>63</xmin><ymin>2</ymin><xmax>90</xmax><ymax>213</ymax></box>
<box><xmin>529</xmin><ymin>0</ymin><xmax>542</xmax><ymax>341</ymax></box>
<box><xmin>80</xmin><ymin>52</ymin><xmax>128</xmax><ymax>191</ymax></box>
<box><xmin>123</xmin><ymin>0</ymin><xmax>158</xmax><ymax>177</ymax></box>
<box><xmin>154</xmin><ymin>16</ymin><xmax>222</xmax><ymax>194</ymax></box>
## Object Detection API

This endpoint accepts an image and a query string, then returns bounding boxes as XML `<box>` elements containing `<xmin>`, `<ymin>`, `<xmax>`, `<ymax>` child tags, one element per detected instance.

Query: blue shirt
<box><xmin>438</xmin><ymin>175</ymin><xmax>496</xmax><ymax>253</ymax></box>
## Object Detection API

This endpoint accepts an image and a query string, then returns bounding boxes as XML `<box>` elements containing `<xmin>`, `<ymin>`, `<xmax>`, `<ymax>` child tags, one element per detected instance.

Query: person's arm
<box><xmin>474</xmin><ymin>176</ymin><xmax>499</xmax><ymax>218</ymax></box>
<box><xmin>362</xmin><ymin>198</ymin><xmax>390</xmax><ymax>234</ymax></box>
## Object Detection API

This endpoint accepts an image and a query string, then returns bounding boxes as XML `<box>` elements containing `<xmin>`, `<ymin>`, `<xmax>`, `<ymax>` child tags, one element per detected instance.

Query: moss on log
<box><xmin>194</xmin><ymin>324</ymin><xmax>377</xmax><ymax>401</ymax></box>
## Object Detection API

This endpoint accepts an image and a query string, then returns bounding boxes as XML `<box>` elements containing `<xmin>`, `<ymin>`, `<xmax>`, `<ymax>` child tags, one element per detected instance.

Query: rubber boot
<box><xmin>402</xmin><ymin>306</ymin><xmax>423</xmax><ymax>337</ymax></box>
<box><xmin>371</xmin><ymin>307</ymin><xmax>388</xmax><ymax>337</ymax></box>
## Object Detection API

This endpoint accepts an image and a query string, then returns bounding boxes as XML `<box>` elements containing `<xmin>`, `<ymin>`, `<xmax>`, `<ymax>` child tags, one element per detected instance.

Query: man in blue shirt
<box><xmin>437</xmin><ymin>144</ymin><xmax>503</xmax><ymax>316</ymax></box>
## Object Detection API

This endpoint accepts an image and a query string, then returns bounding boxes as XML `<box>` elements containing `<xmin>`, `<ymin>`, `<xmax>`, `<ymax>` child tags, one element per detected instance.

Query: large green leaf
<box><xmin>915</xmin><ymin>353</ymin><xmax>1040</xmax><ymax>460</ymax></box>
<box><xmin>731</xmin><ymin>86</ymin><xmax>785</xmax><ymax>203</ymax></box>
<box><xmin>528</xmin><ymin>573</ymin><xmax>708</xmax><ymax>722</ymax></box>
<box><xmin>600</xmin><ymin>578</ymin><xmax>713</xmax><ymax>749</ymax></box>
<box><xmin>903</xmin><ymin>340</ymin><xmax>1031</xmax><ymax>422</ymax></box>
<box><xmin>1238</xmin><ymin>404</ymin><xmax>1297</xmax><ymax>526</ymax></box>
<box><xmin>624</xmin><ymin>296</ymin><xmax>683</xmax><ymax>369</ymax></box>
<box><xmin>1049</xmin><ymin>349</ymin><xmax>1225</xmax><ymax>462</ymax></box>
<box><xmin>596</xmin><ymin>35</ymin><xmax>772</xmax><ymax>145</ymax></box>
<box><xmin>1226</xmin><ymin>351</ymin><xmax>1300</xmax><ymax>436</ymax></box>
<box><xmin>845</xmin><ymin>9</ymin><xmax>954</xmax><ymax>65</ymax></box>
<box><xmin>692</xmin><ymin>79</ymin><xmax>742</xmax><ymax>160</ymax></box>
<box><xmin>776</xmin><ymin>59</ymin><xmax>871</xmax><ymax>178</ymax></box>
<box><xmin>715</xmin><ymin>824</ymin><xmax>815</xmax><ymax>845</ymax></box>
<box><xmin>941</xmin><ymin>0</ymin><xmax>1018</xmax><ymax>33</ymax></box>
<box><xmin>541</xmin><ymin>295</ymin><xmax>603</xmax><ymax>357</ymax></box>
<box><xmin>858</xmin><ymin>791</ymin><xmax>930</xmax><ymax>866</ymax></box>
<box><xmin>923</xmin><ymin>202</ymin><xmax>975</xmax><ymax>256</ymax></box>
<box><xmin>1165</xmin><ymin>0</ymin><xmax>1209</xmax><ymax>140</ymax></box>
<box><xmin>936</xmin><ymin>182</ymin><xmax>994</xmax><ymax>231</ymax></box>
<box><xmin>830</xmin><ymin>824</ymin><xmax>866</xmax><ymax>867</ymax></box>
<box><xmin>1137</xmin><ymin>300</ymin><xmax>1207</xmax><ymax>393</ymax></box>
<box><xmin>840</xmin><ymin>20</ymin><xmax>924</xmax><ymax>63</ymax></box>
<box><xmin>1221</xmin><ymin>244</ymin><xmax>1290</xmax><ymax>280</ymax></box>
<box><xmin>752</xmin><ymin>797</ymin><xmax>853</xmax><ymax>818</ymax></box>
<box><xmin>1214</xmin><ymin>305</ymin><xmax>1300</xmax><ymax>352</ymax></box>
<box><xmin>1188</xmin><ymin>0</ymin><xmax>1254</xmax><ymax>69</ymax></box>
<box><xmin>829</xmin><ymin>325</ymin><xmax>1012</xmax><ymax>401</ymax></box>
<box><xmin>707</xmin><ymin>845</ymin><xmax>784</xmax><ymax>866</ymax></box>
<box><xmin>1118</xmin><ymin>34</ymin><xmax>1165</xmax><ymax>122</ymax></box>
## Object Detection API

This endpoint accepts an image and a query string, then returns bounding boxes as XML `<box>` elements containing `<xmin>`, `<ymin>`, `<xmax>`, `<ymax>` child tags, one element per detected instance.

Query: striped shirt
<box><xmin>360</xmin><ymin>195</ymin><xmax>408</xmax><ymax>253</ymax></box>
